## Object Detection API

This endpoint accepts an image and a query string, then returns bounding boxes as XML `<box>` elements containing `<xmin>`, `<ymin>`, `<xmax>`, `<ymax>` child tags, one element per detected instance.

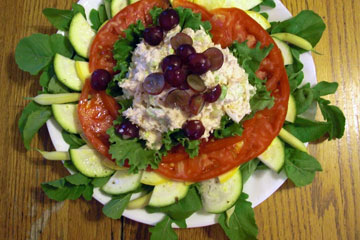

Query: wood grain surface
<box><xmin>1</xmin><ymin>0</ymin><xmax>359</xmax><ymax>239</ymax></box>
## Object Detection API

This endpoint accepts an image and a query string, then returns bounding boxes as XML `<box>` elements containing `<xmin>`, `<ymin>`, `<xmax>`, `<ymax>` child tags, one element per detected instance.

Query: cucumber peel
<box><xmin>272</xmin><ymin>33</ymin><xmax>313</xmax><ymax>51</ymax></box>
<box><xmin>33</xmin><ymin>93</ymin><xmax>81</xmax><ymax>105</ymax></box>
<box><xmin>36</xmin><ymin>149</ymin><xmax>70</xmax><ymax>161</ymax></box>
<box><xmin>279</xmin><ymin>128</ymin><xmax>308</xmax><ymax>153</ymax></box>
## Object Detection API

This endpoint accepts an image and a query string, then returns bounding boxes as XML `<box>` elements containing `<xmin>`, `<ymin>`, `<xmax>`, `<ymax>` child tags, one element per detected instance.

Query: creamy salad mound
<box><xmin>120</xmin><ymin>25</ymin><xmax>255</xmax><ymax>149</ymax></box>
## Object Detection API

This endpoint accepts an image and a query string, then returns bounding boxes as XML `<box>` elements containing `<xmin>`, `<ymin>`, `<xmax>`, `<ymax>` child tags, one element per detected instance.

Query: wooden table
<box><xmin>1</xmin><ymin>0</ymin><xmax>359</xmax><ymax>239</ymax></box>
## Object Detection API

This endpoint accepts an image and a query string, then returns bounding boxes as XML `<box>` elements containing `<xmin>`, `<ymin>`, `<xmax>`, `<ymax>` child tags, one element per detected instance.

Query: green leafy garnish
<box><xmin>41</xmin><ymin>173</ymin><xmax>95</xmax><ymax>201</ymax></box>
<box><xmin>161</xmin><ymin>129</ymin><xmax>200</xmax><ymax>158</ymax></box>
<box><xmin>18</xmin><ymin>101</ymin><xmax>52</xmax><ymax>150</ymax></box>
<box><xmin>175</xmin><ymin>7</ymin><xmax>212</xmax><ymax>34</ymax></box>
<box><xmin>89</xmin><ymin>4</ymin><xmax>109</xmax><ymax>31</ymax></box>
<box><xmin>42</xmin><ymin>3</ymin><xmax>86</xmax><ymax>31</ymax></box>
<box><xmin>61</xmin><ymin>130</ymin><xmax>86</xmax><ymax>149</ymax></box>
<box><xmin>286</xmin><ymin>48</ymin><xmax>304</xmax><ymax>92</ymax></box>
<box><xmin>230</xmin><ymin>41</ymin><xmax>275</xmax><ymax>112</ymax></box>
<box><xmin>318</xmin><ymin>98</ymin><xmax>345</xmax><ymax>139</ymax></box>
<box><xmin>214</xmin><ymin>115</ymin><xmax>243</xmax><ymax>139</ymax></box>
<box><xmin>102</xmin><ymin>193</ymin><xmax>132</xmax><ymax>219</ymax></box>
<box><xmin>240</xmin><ymin>159</ymin><xmax>260</xmax><ymax>184</ymax></box>
<box><xmin>218</xmin><ymin>193</ymin><xmax>258</xmax><ymax>240</ymax></box>
<box><xmin>149</xmin><ymin>216</ymin><xmax>178</xmax><ymax>240</ymax></box>
<box><xmin>284</xmin><ymin>147</ymin><xmax>322</xmax><ymax>187</ymax></box>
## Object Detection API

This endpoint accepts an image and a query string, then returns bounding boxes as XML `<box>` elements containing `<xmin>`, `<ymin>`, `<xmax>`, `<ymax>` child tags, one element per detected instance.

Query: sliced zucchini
<box><xmin>218</xmin><ymin>166</ymin><xmax>240</xmax><ymax>183</ymax></box>
<box><xmin>148</xmin><ymin>181</ymin><xmax>189</xmax><ymax>207</ymax></box>
<box><xmin>286</xmin><ymin>94</ymin><xmax>296</xmax><ymax>122</ymax></box>
<box><xmin>279</xmin><ymin>128</ymin><xmax>308</xmax><ymax>153</ymax></box>
<box><xmin>52</xmin><ymin>104</ymin><xmax>82</xmax><ymax>134</ymax></box>
<box><xmin>141</xmin><ymin>171</ymin><xmax>168</xmax><ymax>186</ymax></box>
<box><xmin>69</xmin><ymin>13</ymin><xmax>96</xmax><ymax>58</ymax></box>
<box><xmin>272</xmin><ymin>37</ymin><xmax>293</xmax><ymax>65</ymax></box>
<box><xmin>75</xmin><ymin>61</ymin><xmax>91</xmax><ymax>84</ymax></box>
<box><xmin>199</xmin><ymin>169</ymin><xmax>242</xmax><ymax>213</ymax></box>
<box><xmin>111</xmin><ymin>0</ymin><xmax>127</xmax><ymax>17</ymax></box>
<box><xmin>54</xmin><ymin>54</ymin><xmax>83</xmax><ymax>91</ymax></box>
<box><xmin>101</xmin><ymin>170</ymin><xmax>142</xmax><ymax>195</ymax></box>
<box><xmin>258</xmin><ymin>137</ymin><xmax>285</xmax><ymax>172</ymax></box>
<box><xmin>129</xmin><ymin>0</ymin><xmax>140</xmax><ymax>4</ymax></box>
<box><xmin>193</xmin><ymin>0</ymin><xmax>225</xmax><ymax>10</ymax></box>
<box><xmin>245</xmin><ymin>11</ymin><xmax>271</xmax><ymax>30</ymax></box>
<box><xmin>70</xmin><ymin>148</ymin><xmax>114</xmax><ymax>177</ymax></box>
<box><xmin>33</xmin><ymin>93</ymin><xmax>81</xmax><ymax>105</ymax></box>
<box><xmin>127</xmin><ymin>192</ymin><xmax>152</xmax><ymax>209</ymax></box>
<box><xmin>36</xmin><ymin>150</ymin><xmax>70</xmax><ymax>161</ymax></box>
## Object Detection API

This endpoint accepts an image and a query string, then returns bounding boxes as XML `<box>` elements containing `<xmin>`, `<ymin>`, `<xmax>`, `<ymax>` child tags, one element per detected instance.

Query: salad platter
<box><xmin>16</xmin><ymin>0</ymin><xmax>345</xmax><ymax>239</ymax></box>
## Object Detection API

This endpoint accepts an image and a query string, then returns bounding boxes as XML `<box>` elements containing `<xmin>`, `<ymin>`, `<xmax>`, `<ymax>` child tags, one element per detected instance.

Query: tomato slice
<box><xmin>89</xmin><ymin>0</ymin><xmax>169</xmax><ymax>73</ymax></box>
<box><xmin>155</xmin><ymin>0</ymin><xmax>289</xmax><ymax>181</ymax></box>
<box><xmin>78</xmin><ymin>79</ymin><xmax>119</xmax><ymax>159</ymax></box>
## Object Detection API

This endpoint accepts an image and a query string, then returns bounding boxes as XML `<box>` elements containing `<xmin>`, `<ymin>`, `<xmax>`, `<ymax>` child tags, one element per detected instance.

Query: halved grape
<box><xmin>187</xmin><ymin>53</ymin><xmax>211</xmax><ymax>75</ymax></box>
<box><xmin>159</xmin><ymin>9</ymin><xmax>180</xmax><ymax>31</ymax></box>
<box><xmin>91</xmin><ymin>69</ymin><xmax>112</xmax><ymax>91</ymax></box>
<box><xmin>144</xmin><ymin>26</ymin><xmax>164</xmax><ymax>46</ymax></box>
<box><xmin>165</xmin><ymin>89</ymin><xmax>190</xmax><ymax>111</ymax></box>
<box><xmin>204</xmin><ymin>84</ymin><xmax>222</xmax><ymax>103</ymax></box>
<box><xmin>164</xmin><ymin>66</ymin><xmax>187</xmax><ymax>87</ymax></box>
<box><xmin>170</xmin><ymin>33</ymin><xmax>193</xmax><ymax>50</ymax></box>
<box><xmin>161</xmin><ymin>55</ymin><xmax>182</xmax><ymax>72</ymax></box>
<box><xmin>182</xmin><ymin>120</ymin><xmax>205</xmax><ymax>140</ymax></box>
<box><xmin>143</xmin><ymin>73</ymin><xmax>165</xmax><ymax>95</ymax></box>
<box><xmin>115</xmin><ymin>121</ymin><xmax>139</xmax><ymax>139</ymax></box>
<box><xmin>203</xmin><ymin>47</ymin><xmax>224</xmax><ymax>71</ymax></box>
<box><xmin>189</xmin><ymin>94</ymin><xmax>205</xmax><ymax>115</ymax></box>
<box><xmin>186</xmin><ymin>74</ymin><xmax>206</xmax><ymax>92</ymax></box>
<box><xmin>176</xmin><ymin>44</ymin><xmax>196</xmax><ymax>62</ymax></box>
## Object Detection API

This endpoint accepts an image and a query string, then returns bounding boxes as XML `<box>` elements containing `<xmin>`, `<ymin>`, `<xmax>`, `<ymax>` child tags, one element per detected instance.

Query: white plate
<box><xmin>46</xmin><ymin>0</ymin><xmax>317</xmax><ymax>228</ymax></box>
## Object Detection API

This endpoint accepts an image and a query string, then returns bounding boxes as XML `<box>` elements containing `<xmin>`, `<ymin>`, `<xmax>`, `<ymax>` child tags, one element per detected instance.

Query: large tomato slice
<box><xmin>89</xmin><ymin>0</ymin><xmax>170</xmax><ymax>73</ymax></box>
<box><xmin>155</xmin><ymin>0</ymin><xmax>289</xmax><ymax>181</ymax></box>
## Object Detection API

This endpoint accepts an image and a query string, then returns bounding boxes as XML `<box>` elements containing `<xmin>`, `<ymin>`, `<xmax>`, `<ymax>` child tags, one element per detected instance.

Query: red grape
<box><xmin>204</xmin><ymin>84</ymin><xmax>222</xmax><ymax>103</ymax></box>
<box><xmin>187</xmin><ymin>53</ymin><xmax>211</xmax><ymax>75</ymax></box>
<box><xmin>203</xmin><ymin>47</ymin><xmax>224</xmax><ymax>71</ymax></box>
<box><xmin>115</xmin><ymin>121</ymin><xmax>139</xmax><ymax>139</ymax></box>
<box><xmin>159</xmin><ymin>9</ymin><xmax>180</xmax><ymax>31</ymax></box>
<box><xmin>144</xmin><ymin>26</ymin><xmax>164</xmax><ymax>46</ymax></box>
<box><xmin>143</xmin><ymin>73</ymin><xmax>165</xmax><ymax>95</ymax></box>
<box><xmin>91</xmin><ymin>69</ymin><xmax>112</xmax><ymax>91</ymax></box>
<box><xmin>170</xmin><ymin>33</ymin><xmax>193</xmax><ymax>50</ymax></box>
<box><xmin>182</xmin><ymin>120</ymin><xmax>205</xmax><ymax>140</ymax></box>
<box><xmin>164</xmin><ymin>66</ymin><xmax>187</xmax><ymax>87</ymax></box>
<box><xmin>176</xmin><ymin>44</ymin><xmax>196</xmax><ymax>62</ymax></box>
<box><xmin>189</xmin><ymin>94</ymin><xmax>205</xmax><ymax>115</ymax></box>
<box><xmin>186</xmin><ymin>74</ymin><xmax>206</xmax><ymax>92</ymax></box>
<box><xmin>161</xmin><ymin>55</ymin><xmax>182</xmax><ymax>72</ymax></box>
<box><xmin>165</xmin><ymin>89</ymin><xmax>190</xmax><ymax>111</ymax></box>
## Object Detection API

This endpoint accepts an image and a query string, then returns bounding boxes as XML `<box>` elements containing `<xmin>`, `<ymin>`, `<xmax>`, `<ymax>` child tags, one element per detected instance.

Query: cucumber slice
<box><xmin>101</xmin><ymin>170</ymin><xmax>142</xmax><ymax>195</ymax></box>
<box><xmin>111</xmin><ymin>0</ymin><xmax>127</xmax><ymax>17</ymax></box>
<box><xmin>141</xmin><ymin>171</ymin><xmax>168</xmax><ymax>186</ymax></box>
<box><xmin>245</xmin><ymin>11</ymin><xmax>271</xmax><ymax>30</ymax></box>
<box><xmin>33</xmin><ymin>93</ymin><xmax>81</xmax><ymax>105</ymax></box>
<box><xmin>279</xmin><ymin>128</ymin><xmax>308</xmax><ymax>153</ymax></box>
<box><xmin>70</xmin><ymin>148</ymin><xmax>114</xmax><ymax>177</ymax></box>
<box><xmin>272</xmin><ymin>37</ymin><xmax>293</xmax><ymax>65</ymax></box>
<box><xmin>199</xmin><ymin>169</ymin><xmax>242</xmax><ymax>213</ymax></box>
<box><xmin>148</xmin><ymin>181</ymin><xmax>189</xmax><ymax>207</ymax></box>
<box><xmin>54</xmin><ymin>54</ymin><xmax>83</xmax><ymax>91</ymax></box>
<box><xmin>52</xmin><ymin>104</ymin><xmax>82</xmax><ymax>134</ymax></box>
<box><xmin>69</xmin><ymin>13</ymin><xmax>96</xmax><ymax>58</ymax></box>
<box><xmin>218</xmin><ymin>166</ymin><xmax>240</xmax><ymax>183</ymax></box>
<box><xmin>129</xmin><ymin>0</ymin><xmax>140</xmax><ymax>4</ymax></box>
<box><xmin>272</xmin><ymin>33</ymin><xmax>313</xmax><ymax>51</ymax></box>
<box><xmin>285</xmin><ymin>94</ymin><xmax>296</xmax><ymax>122</ymax></box>
<box><xmin>258</xmin><ymin>137</ymin><xmax>285</xmax><ymax>172</ymax></box>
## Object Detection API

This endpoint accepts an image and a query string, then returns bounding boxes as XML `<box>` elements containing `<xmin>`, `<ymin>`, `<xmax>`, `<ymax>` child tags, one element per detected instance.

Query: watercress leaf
<box><xmin>161</xmin><ymin>129</ymin><xmax>200</xmax><ymax>158</ymax></box>
<box><xmin>82</xmin><ymin>184</ymin><xmax>94</xmax><ymax>201</ymax></box>
<box><xmin>149</xmin><ymin>216</ymin><xmax>178</xmax><ymax>240</ymax></box>
<box><xmin>218</xmin><ymin>193</ymin><xmax>258</xmax><ymax>240</ymax></box>
<box><xmin>312</xmin><ymin>82</ymin><xmax>338</xmax><ymax>99</ymax></box>
<box><xmin>99</xmin><ymin>5</ymin><xmax>108</xmax><ymax>23</ymax></box>
<box><xmin>286</xmin><ymin>48</ymin><xmax>304</xmax><ymax>92</ymax></box>
<box><xmin>261</xmin><ymin>0</ymin><xmax>276</xmax><ymax>8</ymax></box>
<box><xmin>284</xmin><ymin>147</ymin><xmax>322</xmax><ymax>187</ymax></box>
<box><xmin>39</xmin><ymin>64</ymin><xmax>55</xmax><ymax>88</ymax></box>
<box><xmin>240</xmin><ymin>159</ymin><xmax>260</xmax><ymax>184</ymax></box>
<box><xmin>102</xmin><ymin>193</ymin><xmax>132</xmax><ymax>219</ymax></box>
<box><xmin>47</xmin><ymin>76</ymin><xmax>71</xmax><ymax>93</ymax></box>
<box><xmin>271</xmin><ymin>10</ymin><xmax>326</xmax><ymax>47</ymax></box>
<box><xmin>42</xmin><ymin>8</ymin><xmax>74</xmax><ymax>31</ymax></box>
<box><xmin>146</xmin><ymin>187</ymin><xmax>202</xmax><ymax>222</ymax></box>
<box><xmin>72</xmin><ymin>3</ymin><xmax>86</xmax><ymax>19</ymax></box>
<box><xmin>73</xmin><ymin>54</ymin><xmax>87</xmax><ymax>61</ymax></box>
<box><xmin>89</xmin><ymin>9</ymin><xmax>101</xmax><ymax>31</ymax></box>
<box><xmin>91</xmin><ymin>176</ymin><xmax>112</xmax><ymax>188</ymax></box>
<box><xmin>318</xmin><ymin>98</ymin><xmax>345</xmax><ymax>139</ymax></box>
<box><xmin>41</xmin><ymin>182</ymin><xmax>73</xmax><ymax>201</ymax></box>
<box><xmin>65</xmin><ymin>173</ymin><xmax>91</xmax><ymax>185</ymax></box>
<box><xmin>61</xmin><ymin>130</ymin><xmax>86</xmax><ymax>149</ymax></box>
<box><xmin>214</xmin><ymin>115</ymin><xmax>243</xmax><ymax>139</ymax></box>
<box><xmin>63</xmin><ymin>160</ymin><xmax>78</xmax><ymax>173</ymax></box>
<box><xmin>284</xmin><ymin>117</ymin><xmax>331</xmax><ymax>142</ymax></box>
<box><xmin>15</xmin><ymin>34</ymin><xmax>54</xmax><ymax>75</ymax></box>
<box><xmin>67</xmin><ymin>185</ymin><xmax>86</xmax><ymax>200</ymax></box>
<box><xmin>50</xmin><ymin>34</ymin><xmax>74</xmax><ymax>58</ymax></box>
<box><xmin>18</xmin><ymin>101</ymin><xmax>52</xmax><ymax>150</ymax></box>
<box><xmin>293</xmin><ymin>83</ymin><xmax>314</xmax><ymax>114</ymax></box>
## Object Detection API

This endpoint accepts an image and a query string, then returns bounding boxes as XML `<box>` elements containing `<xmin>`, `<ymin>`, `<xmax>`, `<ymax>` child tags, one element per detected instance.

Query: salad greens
<box><xmin>15</xmin><ymin>1</ymin><xmax>347</xmax><ymax>240</ymax></box>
